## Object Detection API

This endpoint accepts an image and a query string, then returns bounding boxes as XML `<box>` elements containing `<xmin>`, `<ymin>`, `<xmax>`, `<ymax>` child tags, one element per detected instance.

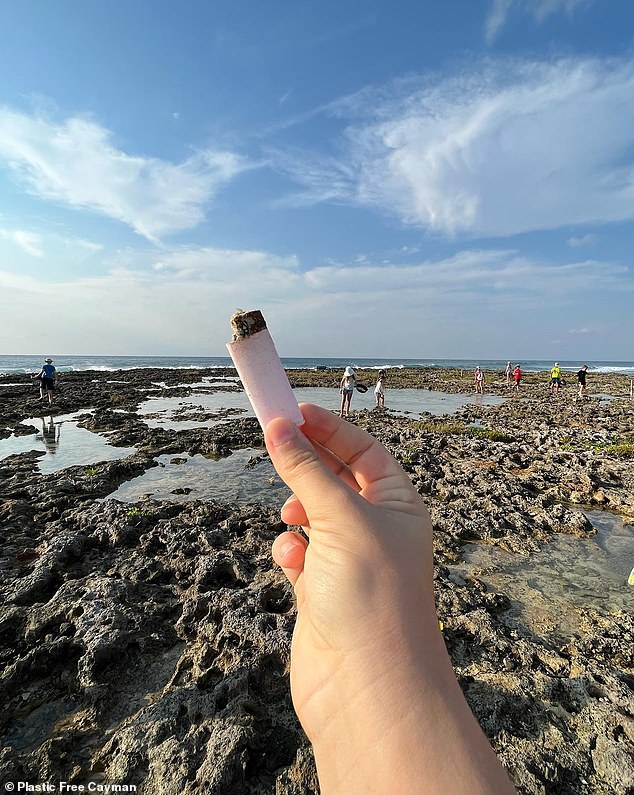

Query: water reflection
<box><xmin>41</xmin><ymin>416</ymin><xmax>61</xmax><ymax>454</ymax></box>
<box><xmin>0</xmin><ymin>411</ymin><xmax>135</xmax><ymax>474</ymax></box>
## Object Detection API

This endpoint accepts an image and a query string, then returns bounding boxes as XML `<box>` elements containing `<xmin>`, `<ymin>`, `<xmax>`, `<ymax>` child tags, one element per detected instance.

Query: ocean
<box><xmin>1</xmin><ymin>355</ymin><xmax>634</xmax><ymax>375</ymax></box>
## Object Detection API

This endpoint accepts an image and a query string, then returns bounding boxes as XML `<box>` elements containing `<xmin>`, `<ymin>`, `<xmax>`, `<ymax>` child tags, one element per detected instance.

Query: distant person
<box><xmin>374</xmin><ymin>369</ymin><xmax>386</xmax><ymax>408</ymax></box>
<box><xmin>550</xmin><ymin>362</ymin><xmax>562</xmax><ymax>394</ymax></box>
<box><xmin>474</xmin><ymin>366</ymin><xmax>485</xmax><ymax>394</ymax></box>
<box><xmin>512</xmin><ymin>364</ymin><xmax>522</xmax><ymax>392</ymax></box>
<box><xmin>576</xmin><ymin>364</ymin><xmax>589</xmax><ymax>399</ymax></box>
<box><xmin>505</xmin><ymin>361</ymin><xmax>512</xmax><ymax>386</ymax></box>
<box><xmin>33</xmin><ymin>358</ymin><xmax>57</xmax><ymax>405</ymax></box>
<box><xmin>339</xmin><ymin>366</ymin><xmax>356</xmax><ymax>418</ymax></box>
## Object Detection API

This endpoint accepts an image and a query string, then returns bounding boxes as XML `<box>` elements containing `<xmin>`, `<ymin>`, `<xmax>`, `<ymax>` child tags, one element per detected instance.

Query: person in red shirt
<box><xmin>512</xmin><ymin>364</ymin><xmax>522</xmax><ymax>393</ymax></box>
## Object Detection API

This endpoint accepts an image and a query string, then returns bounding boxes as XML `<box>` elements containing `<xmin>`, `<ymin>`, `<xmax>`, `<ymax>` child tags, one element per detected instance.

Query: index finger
<box><xmin>298</xmin><ymin>403</ymin><xmax>404</xmax><ymax>489</ymax></box>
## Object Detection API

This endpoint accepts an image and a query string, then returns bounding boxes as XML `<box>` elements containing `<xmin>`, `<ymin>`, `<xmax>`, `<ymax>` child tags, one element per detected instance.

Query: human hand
<box><xmin>265</xmin><ymin>404</ymin><xmax>515</xmax><ymax>794</ymax></box>
<box><xmin>265</xmin><ymin>404</ymin><xmax>436</xmax><ymax>740</ymax></box>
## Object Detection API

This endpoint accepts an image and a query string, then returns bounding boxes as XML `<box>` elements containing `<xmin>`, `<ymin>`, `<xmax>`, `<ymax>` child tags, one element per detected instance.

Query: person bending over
<box><xmin>265</xmin><ymin>404</ymin><xmax>516</xmax><ymax>794</ymax></box>
<box><xmin>374</xmin><ymin>369</ymin><xmax>386</xmax><ymax>408</ymax></box>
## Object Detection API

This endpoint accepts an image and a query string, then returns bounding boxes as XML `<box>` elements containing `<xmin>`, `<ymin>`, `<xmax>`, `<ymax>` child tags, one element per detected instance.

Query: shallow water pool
<box><xmin>0</xmin><ymin>413</ymin><xmax>135</xmax><ymax>474</ymax></box>
<box><xmin>137</xmin><ymin>387</ymin><xmax>506</xmax><ymax>430</ymax></box>
<box><xmin>450</xmin><ymin>510</ymin><xmax>634</xmax><ymax>640</ymax></box>
<box><xmin>105</xmin><ymin>447</ymin><xmax>289</xmax><ymax>506</ymax></box>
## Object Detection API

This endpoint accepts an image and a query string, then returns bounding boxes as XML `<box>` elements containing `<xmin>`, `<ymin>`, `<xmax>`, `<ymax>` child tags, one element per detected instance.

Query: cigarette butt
<box><xmin>226</xmin><ymin>309</ymin><xmax>304</xmax><ymax>430</ymax></box>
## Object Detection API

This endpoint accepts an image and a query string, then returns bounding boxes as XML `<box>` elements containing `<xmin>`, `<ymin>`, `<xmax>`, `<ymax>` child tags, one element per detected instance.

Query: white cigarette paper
<box><xmin>226</xmin><ymin>309</ymin><xmax>304</xmax><ymax>429</ymax></box>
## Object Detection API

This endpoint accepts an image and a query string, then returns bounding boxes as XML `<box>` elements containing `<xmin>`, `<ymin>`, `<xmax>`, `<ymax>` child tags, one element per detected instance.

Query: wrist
<box><xmin>309</xmin><ymin>616</ymin><xmax>451</xmax><ymax>790</ymax></box>
<box><xmin>309</xmin><ymin>614</ymin><xmax>514</xmax><ymax>794</ymax></box>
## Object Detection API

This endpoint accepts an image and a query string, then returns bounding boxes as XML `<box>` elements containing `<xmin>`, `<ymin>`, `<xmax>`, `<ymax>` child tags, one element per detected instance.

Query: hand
<box><xmin>265</xmin><ymin>404</ymin><xmax>435</xmax><ymax>735</ymax></box>
<box><xmin>265</xmin><ymin>404</ymin><xmax>515</xmax><ymax>794</ymax></box>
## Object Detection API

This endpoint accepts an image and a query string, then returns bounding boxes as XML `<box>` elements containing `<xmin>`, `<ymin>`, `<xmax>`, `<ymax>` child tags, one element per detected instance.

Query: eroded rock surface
<box><xmin>1</xmin><ymin>368</ymin><xmax>633</xmax><ymax>793</ymax></box>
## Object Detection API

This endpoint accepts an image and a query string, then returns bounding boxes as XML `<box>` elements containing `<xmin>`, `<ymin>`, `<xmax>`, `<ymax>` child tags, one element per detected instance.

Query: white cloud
<box><xmin>568</xmin><ymin>327</ymin><xmax>590</xmax><ymax>334</ymax></box>
<box><xmin>279</xmin><ymin>57</ymin><xmax>634</xmax><ymax>238</ymax></box>
<box><xmin>567</xmin><ymin>233</ymin><xmax>597</xmax><ymax>247</ymax></box>
<box><xmin>0</xmin><ymin>227</ymin><xmax>44</xmax><ymax>257</ymax></box>
<box><xmin>72</xmin><ymin>238</ymin><xmax>104</xmax><ymax>252</ymax></box>
<box><xmin>0</xmin><ymin>108</ymin><xmax>247</xmax><ymax>240</ymax></box>
<box><xmin>485</xmin><ymin>0</ymin><xmax>592</xmax><ymax>44</ymax></box>
<box><xmin>485</xmin><ymin>0</ymin><xmax>514</xmax><ymax>45</ymax></box>
<box><xmin>0</xmin><ymin>246</ymin><xmax>629</xmax><ymax>357</ymax></box>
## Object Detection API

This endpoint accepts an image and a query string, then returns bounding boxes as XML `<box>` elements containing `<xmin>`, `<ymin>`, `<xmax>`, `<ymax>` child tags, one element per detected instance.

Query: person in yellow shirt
<box><xmin>550</xmin><ymin>362</ymin><xmax>562</xmax><ymax>394</ymax></box>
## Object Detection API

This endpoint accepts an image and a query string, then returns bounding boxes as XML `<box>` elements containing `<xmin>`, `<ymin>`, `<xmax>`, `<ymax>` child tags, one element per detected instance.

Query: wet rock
<box><xmin>1</xmin><ymin>367</ymin><xmax>633</xmax><ymax>792</ymax></box>
<box><xmin>13</xmin><ymin>424</ymin><xmax>38</xmax><ymax>437</ymax></box>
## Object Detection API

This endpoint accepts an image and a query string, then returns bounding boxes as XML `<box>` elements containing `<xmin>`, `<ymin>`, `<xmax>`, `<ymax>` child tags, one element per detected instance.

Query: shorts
<box><xmin>342</xmin><ymin>387</ymin><xmax>354</xmax><ymax>395</ymax></box>
<box><xmin>42</xmin><ymin>377</ymin><xmax>55</xmax><ymax>391</ymax></box>
<box><xmin>551</xmin><ymin>378</ymin><xmax>560</xmax><ymax>385</ymax></box>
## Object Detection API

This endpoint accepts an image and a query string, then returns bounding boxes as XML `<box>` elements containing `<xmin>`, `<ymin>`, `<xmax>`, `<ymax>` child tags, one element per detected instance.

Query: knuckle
<box><xmin>285</xmin><ymin>446</ymin><xmax>324</xmax><ymax>483</ymax></box>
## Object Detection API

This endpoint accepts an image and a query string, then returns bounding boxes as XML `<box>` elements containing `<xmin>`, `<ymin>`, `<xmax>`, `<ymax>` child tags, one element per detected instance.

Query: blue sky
<box><xmin>0</xmin><ymin>0</ymin><xmax>633</xmax><ymax>358</ymax></box>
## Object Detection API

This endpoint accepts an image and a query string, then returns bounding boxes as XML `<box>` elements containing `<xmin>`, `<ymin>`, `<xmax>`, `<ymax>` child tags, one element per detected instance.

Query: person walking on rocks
<box><xmin>474</xmin><ymin>366</ymin><xmax>485</xmax><ymax>394</ymax></box>
<box><xmin>33</xmin><ymin>358</ymin><xmax>57</xmax><ymax>405</ymax></box>
<box><xmin>374</xmin><ymin>369</ymin><xmax>386</xmax><ymax>408</ymax></box>
<box><xmin>505</xmin><ymin>361</ymin><xmax>512</xmax><ymax>386</ymax></box>
<box><xmin>576</xmin><ymin>364</ymin><xmax>589</xmax><ymax>399</ymax></box>
<box><xmin>550</xmin><ymin>362</ymin><xmax>562</xmax><ymax>395</ymax></box>
<box><xmin>339</xmin><ymin>366</ymin><xmax>356</xmax><ymax>418</ymax></box>
<box><xmin>512</xmin><ymin>364</ymin><xmax>522</xmax><ymax>393</ymax></box>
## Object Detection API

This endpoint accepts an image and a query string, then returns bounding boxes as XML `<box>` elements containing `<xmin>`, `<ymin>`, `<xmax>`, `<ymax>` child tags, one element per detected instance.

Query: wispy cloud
<box><xmin>0</xmin><ymin>108</ymin><xmax>248</xmax><ymax>240</ymax></box>
<box><xmin>72</xmin><ymin>238</ymin><xmax>104</xmax><ymax>252</ymax></box>
<box><xmin>568</xmin><ymin>327</ymin><xmax>590</xmax><ymax>334</ymax></box>
<box><xmin>485</xmin><ymin>0</ymin><xmax>592</xmax><ymax>44</ymax></box>
<box><xmin>485</xmin><ymin>0</ymin><xmax>514</xmax><ymax>45</ymax></box>
<box><xmin>567</xmin><ymin>233</ymin><xmax>597</xmax><ymax>247</ymax></box>
<box><xmin>271</xmin><ymin>147</ymin><xmax>356</xmax><ymax>207</ymax></box>
<box><xmin>0</xmin><ymin>227</ymin><xmax>44</xmax><ymax>257</ymax></box>
<box><xmin>277</xmin><ymin>57</ymin><xmax>634</xmax><ymax>238</ymax></box>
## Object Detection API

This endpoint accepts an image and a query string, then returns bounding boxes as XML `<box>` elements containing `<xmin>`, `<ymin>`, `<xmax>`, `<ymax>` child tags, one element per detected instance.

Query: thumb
<box><xmin>265</xmin><ymin>417</ymin><xmax>351</xmax><ymax>521</ymax></box>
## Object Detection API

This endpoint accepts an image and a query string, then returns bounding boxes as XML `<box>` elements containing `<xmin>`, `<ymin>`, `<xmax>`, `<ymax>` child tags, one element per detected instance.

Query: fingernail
<box><xmin>280</xmin><ymin>541</ymin><xmax>297</xmax><ymax>561</ymax></box>
<box><xmin>267</xmin><ymin>418</ymin><xmax>298</xmax><ymax>448</ymax></box>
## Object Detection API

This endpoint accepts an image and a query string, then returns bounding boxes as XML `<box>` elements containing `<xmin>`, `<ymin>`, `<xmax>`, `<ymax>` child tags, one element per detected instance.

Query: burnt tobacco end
<box><xmin>230</xmin><ymin>309</ymin><xmax>267</xmax><ymax>341</ymax></box>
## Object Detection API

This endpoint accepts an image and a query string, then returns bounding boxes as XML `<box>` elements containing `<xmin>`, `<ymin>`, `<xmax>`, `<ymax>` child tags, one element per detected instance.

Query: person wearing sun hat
<box><xmin>33</xmin><ymin>358</ymin><xmax>57</xmax><ymax>405</ymax></box>
<box><xmin>339</xmin><ymin>365</ymin><xmax>357</xmax><ymax>418</ymax></box>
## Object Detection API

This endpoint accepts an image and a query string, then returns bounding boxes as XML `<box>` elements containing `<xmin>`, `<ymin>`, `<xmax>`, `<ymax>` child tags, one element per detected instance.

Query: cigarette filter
<box><xmin>226</xmin><ymin>309</ymin><xmax>304</xmax><ymax>429</ymax></box>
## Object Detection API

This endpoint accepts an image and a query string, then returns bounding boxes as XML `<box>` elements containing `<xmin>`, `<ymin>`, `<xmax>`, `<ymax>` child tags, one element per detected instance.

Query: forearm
<box><xmin>311</xmin><ymin>625</ymin><xmax>515</xmax><ymax>795</ymax></box>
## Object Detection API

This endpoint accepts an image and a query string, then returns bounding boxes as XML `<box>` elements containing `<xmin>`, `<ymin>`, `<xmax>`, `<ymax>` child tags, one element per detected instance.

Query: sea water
<box><xmin>2</xmin><ymin>354</ymin><xmax>634</xmax><ymax>375</ymax></box>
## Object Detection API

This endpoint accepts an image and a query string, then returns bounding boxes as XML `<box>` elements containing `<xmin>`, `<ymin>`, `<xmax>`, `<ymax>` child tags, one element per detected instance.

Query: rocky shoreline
<box><xmin>0</xmin><ymin>368</ymin><xmax>633</xmax><ymax>794</ymax></box>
